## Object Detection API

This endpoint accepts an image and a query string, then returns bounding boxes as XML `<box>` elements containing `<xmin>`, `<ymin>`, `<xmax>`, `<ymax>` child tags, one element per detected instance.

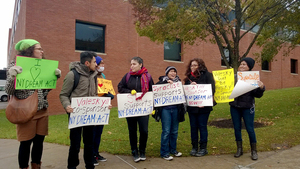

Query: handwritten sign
<box><xmin>237</xmin><ymin>71</ymin><xmax>260</xmax><ymax>87</ymax></box>
<box><xmin>152</xmin><ymin>82</ymin><xmax>186</xmax><ymax>107</ymax></box>
<box><xmin>212</xmin><ymin>68</ymin><xmax>234</xmax><ymax>103</ymax></box>
<box><xmin>183</xmin><ymin>84</ymin><xmax>213</xmax><ymax>107</ymax></box>
<box><xmin>15</xmin><ymin>56</ymin><xmax>59</xmax><ymax>89</ymax></box>
<box><xmin>69</xmin><ymin>97</ymin><xmax>111</xmax><ymax>129</ymax></box>
<box><xmin>117</xmin><ymin>92</ymin><xmax>153</xmax><ymax>118</ymax></box>
<box><xmin>97</xmin><ymin>78</ymin><xmax>116</xmax><ymax>96</ymax></box>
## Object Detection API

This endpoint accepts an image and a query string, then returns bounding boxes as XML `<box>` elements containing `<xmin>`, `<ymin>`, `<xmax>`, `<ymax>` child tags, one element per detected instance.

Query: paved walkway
<box><xmin>1</xmin><ymin>139</ymin><xmax>300</xmax><ymax>169</ymax></box>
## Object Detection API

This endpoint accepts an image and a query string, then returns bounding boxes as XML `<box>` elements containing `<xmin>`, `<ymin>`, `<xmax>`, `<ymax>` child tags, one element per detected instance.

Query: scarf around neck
<box><xmin>130</xmin><ymin>67</ymin><xmax>149</xmax><ymax>100</ymax></box>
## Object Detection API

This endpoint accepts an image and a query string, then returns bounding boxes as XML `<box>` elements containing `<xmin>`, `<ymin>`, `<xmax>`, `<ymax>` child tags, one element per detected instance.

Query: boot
<box><xmin>195</xmin><ymin>142</ymin><xmax>208</xmax><ymax>157</ymax></box>
<box><xmin>31</xmin><ymin>162</ymin><xmax>41</xmax><ymax>169</ymax></box>
<box><xmin>190</xmin><ymin>141</ymin><xmax>198</xmax><ymax>156</ymax></box>
<box><xmin>250</xmin><ymin>143</ymin><xmax>258</xmax><ymax>160</ymax></box>
<box><xmin>234</xmin><ymin>141</ymin><xmax>243</xmax><ymax>158</ymax></box>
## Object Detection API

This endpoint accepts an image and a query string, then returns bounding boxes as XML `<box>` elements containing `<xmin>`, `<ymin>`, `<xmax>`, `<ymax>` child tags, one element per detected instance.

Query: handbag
<box><xmin>5</xmin><ymin>90</ymin><xmax>38</xmax><ymax>124</ymax></box>
<box><xmin>152</xmin><ymin>107</ymin><xmax>161</xmax><ymax>122</ymax></box>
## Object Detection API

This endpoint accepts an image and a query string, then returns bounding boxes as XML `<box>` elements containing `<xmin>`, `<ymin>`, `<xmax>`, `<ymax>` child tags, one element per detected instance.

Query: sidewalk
<box><xmin>1</xmin><ymin>139</ymin><xmax>299</xmax><ymax>169</ymax></box>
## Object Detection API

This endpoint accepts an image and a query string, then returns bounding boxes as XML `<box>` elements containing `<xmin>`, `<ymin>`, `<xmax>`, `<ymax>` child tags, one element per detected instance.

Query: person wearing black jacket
<box><xmin>117</xmin><ymin>57</ymin><xmax>154</xmax><ymax>163</ymax></box>
<box><xmin>154</xmin><ymin>66</ymin><xmax>185</xmax><ymax>161</ymax></box>
<box><xmin>184</xmin><ymin>58</ymin><xmax>215</xmax><ymax>157</ymax></box>
<box><xmin>230</xmin><ymin>57</ymin><xmax>265</xmax><ymax>160</ymax></box>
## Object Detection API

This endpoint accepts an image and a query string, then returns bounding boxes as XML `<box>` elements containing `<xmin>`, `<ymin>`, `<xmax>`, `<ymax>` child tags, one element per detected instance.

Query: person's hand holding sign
<box><xmin>66</xmin><ymin>105</ymin><xmax>73</xmax><ymax>113</ymax></box>
<box><xmin>167</xmin><ymin>80</ymin><xmax>173</xmax><ymax>84</ymax></box>
<box><xmin>257</xmin><ymin>81</ymin><xmax>264</xmax><ymax>89</ymax></box>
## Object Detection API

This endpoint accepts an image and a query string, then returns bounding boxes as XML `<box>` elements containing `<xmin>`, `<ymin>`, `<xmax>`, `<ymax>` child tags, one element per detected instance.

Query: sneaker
<box><xmin>140</xmin><ymin>152</ymin><xmax>146</xmax><ymax>161</ymax></box>
<box><xmin>172</xmin><ymin>151</ymin><xmax>182</xmax><ymax>157</ymax></box>
<box><xmin>195</xmin><ymin>149</ymin><xmax>208</xmax><ymax>157</ymax></box>
<box><xmin>132</xmin><ymin>150</ymin><xmax>140</xmax><ymax>162</ymax></box>
<box><xmin>96</xmin><ymin>154</ymin><xmax>107</xmax><ymax>162</ymax></box>
<box><xmin>162</xmin><ymin>155</ymin><xmax>173</xmax><ymax>161</ymax></box>
<box><xmin>93</xmin><ymin>157</ymin><xmax>99</xmax><ymax>166</ymax></box>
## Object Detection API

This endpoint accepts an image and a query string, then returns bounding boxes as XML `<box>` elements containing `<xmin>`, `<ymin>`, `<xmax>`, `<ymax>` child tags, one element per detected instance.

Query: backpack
<box><xmin>71</xmin><ymin>69</ymin><xmax>97</xmax><ymax>92</ymax></box>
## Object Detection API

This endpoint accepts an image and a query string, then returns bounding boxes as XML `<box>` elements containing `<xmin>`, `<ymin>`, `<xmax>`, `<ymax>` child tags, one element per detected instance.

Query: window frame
<box><xmin>261</xmin><ymin>60</ymin><xmax>271</xmax><ymax>71</ymax></box>
<box><xmin>75</xmin><ymin>20</ymin><xmax>106</xmax><ymax>53</ymax></box>
<box><xmin>163</xmin><ymin>40</ymin><xmax>182</xmax><ymax>62</ymax></box>
<box><xmin>291</xmin><ymin>59</ymin><xmax>298</xmax><ymax>74</ymax></box>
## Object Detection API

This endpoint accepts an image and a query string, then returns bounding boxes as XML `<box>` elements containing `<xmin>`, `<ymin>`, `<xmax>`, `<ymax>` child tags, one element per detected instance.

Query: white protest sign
<box><xmin>237</xmin><ymin>71</ymin><xmax>260</xmax><ymax>87</ymax></box>
<box><xmin>117</xmin><ymin>92</ymin><xmax>153</xmax><ymax>118</ymax></box>
<box><xmin>183</xmin><ymin>84</ymin><xmax>213</xmax><ymax>107</ymax></box>
<box><xmin>152</xmin><ymin>82</ymin><xmax>186</xmax><ymax>107</ymax></box>
<box><xmin>69</xmin><ymin>97</ymin><xmax>111</xmax><ymax>129</ymax></box>
<box><xmin>229</xmin><ymin>80</ymin><xmax>258</xmax><ymax>99</ymax></box>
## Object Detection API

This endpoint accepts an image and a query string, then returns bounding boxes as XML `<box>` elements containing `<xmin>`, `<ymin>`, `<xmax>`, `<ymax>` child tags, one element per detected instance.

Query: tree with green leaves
<box><xmin>129</xmin><ymin>0</ymin><xmax>300</xmax><ymax>73</ymax></box>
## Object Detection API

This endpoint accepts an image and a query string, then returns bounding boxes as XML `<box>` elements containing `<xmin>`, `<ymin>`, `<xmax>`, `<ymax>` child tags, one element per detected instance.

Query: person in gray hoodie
<box><xmin>59</xmin><ymin>51</ymin><xmax>98</xmax><ymax>169</ymax></box>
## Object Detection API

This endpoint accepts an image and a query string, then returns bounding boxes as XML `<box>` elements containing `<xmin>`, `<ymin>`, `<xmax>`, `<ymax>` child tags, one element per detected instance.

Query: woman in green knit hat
<box><xmin>5</xmin><ymin>39</ymin><xmax>61</xmax><ymax>169</ymax></box>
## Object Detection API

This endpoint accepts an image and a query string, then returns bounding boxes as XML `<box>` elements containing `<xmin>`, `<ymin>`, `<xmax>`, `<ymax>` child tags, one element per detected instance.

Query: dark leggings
<box><xmin>18</xmin><ymin>134</ymin><xmax>45</xmax><ymax>168</ymax></box>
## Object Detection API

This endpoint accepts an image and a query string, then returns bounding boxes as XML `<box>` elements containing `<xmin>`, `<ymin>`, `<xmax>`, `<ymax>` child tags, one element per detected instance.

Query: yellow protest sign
<box><xmin>212</xmin><ymin>68</ymin><xmax>234</xmax><ymax>103</ymax></box>
<box><xmin>97</xmin><ymin>78</ymin><xmax>116</xmax><ymax>96</ymax></box>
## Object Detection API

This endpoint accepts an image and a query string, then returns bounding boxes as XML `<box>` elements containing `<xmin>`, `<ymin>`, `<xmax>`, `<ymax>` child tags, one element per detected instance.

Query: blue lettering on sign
<box><xmin>69</xmin><ymin>116</ymin><xmax>76</xmax><ymax>125</ymax></box>
<box><xmin>118</xmin><ymin>110</ymin><xmax>124</xmax><ymax>117</ymax></box>
<box><xmin>154</xmin><ymin>98</ymin><xmax>161</xmax><ymax>105</ymax></box>
<box><xmin>96</xmin><ymin>113</ymin><xmax>109</xmax><ymax>123</ymax></box>
<box><xmin>155</xmin><ymin>95</ymin><xmax>184</xmax><ymax>105</ymax></box>
<box><xmin>119</xmin><ymin>106</ymin><xmax>153</xmax><ymax>117</ymax></box>
<box><xmin>75</xmin><ymin>114</ymin><xmax>97</xmax><ymax>125</ymax></box>
<box><xmin>193</xmin><ymin>95</ymin><xmax>207</xmax><ymax>100</ymax></box>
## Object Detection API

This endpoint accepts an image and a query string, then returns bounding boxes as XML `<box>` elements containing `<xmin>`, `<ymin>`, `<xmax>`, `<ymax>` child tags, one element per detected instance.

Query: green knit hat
<box><xmin>15</xmin><ymin>39</ymin><xmax>40</xmax><ymax>51</ymax></box>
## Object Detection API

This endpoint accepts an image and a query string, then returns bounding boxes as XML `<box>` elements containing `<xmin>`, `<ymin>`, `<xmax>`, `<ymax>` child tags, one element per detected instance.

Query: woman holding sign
<box><xmin>184</xmin><ymin>58</ymin><xmax>215</xmax><ymax>157</ymax></box>
<box><xmin>154</xmin><ymin>66</ymin><xmax>185</xmax><ymax>161</ymax></box>
<box><xmin>5</xmin><ymin>39</ymin><xmax>61</xmax><ymax>169</ymax></box>
<box><xmin>118</xmin><ymin>56</ymin><xmax>154</xmax><ymax>162</ymax></box>
<box><xmin>230</xmin><ymin>57</ymin><xmax>265</xmax><ymax>160</ymax></box>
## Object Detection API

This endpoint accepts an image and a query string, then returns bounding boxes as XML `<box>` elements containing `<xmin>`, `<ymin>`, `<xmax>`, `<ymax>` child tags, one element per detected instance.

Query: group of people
<box><xmin>6</xmin><ymin>39</ymin><xmax>265</xmax><ymax>169</ymax></box>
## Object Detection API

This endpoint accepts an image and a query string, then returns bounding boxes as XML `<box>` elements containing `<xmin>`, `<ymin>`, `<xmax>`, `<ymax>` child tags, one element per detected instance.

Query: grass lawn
<box><xmin>1</xmin><ymin>87</ymin><xmax>300</xmax><ymax>157</ymax></box>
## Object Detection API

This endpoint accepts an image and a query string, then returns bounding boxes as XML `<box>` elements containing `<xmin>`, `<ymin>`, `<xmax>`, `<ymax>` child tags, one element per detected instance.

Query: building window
<box><xmin>75</xmin><ymin>21</ymin><xmax>105</xmax><ymax>53</ymax></box>
<box><xmin>164</xmin><ymin>40</ymin><xmax>181</xmax><ymax>61</ymax></box>
<box><xmin>291</xmin><ymin>59</ymin><xmax>298</xmax><ymax>74</ymax></box>
<box><xmin>262</xmin><ymin>60</ymin><xmax>270</xmax><ymax>71</ymax></box>
<box><xmin>221</xmin><ymin>48</ymin><xmax>231</xmax><ymax>66</ymax></box>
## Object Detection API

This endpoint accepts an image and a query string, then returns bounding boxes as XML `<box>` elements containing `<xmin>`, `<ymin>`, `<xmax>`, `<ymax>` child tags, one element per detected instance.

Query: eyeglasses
<box><xmin>190</xmin><ymin>64</ymin><xmax>198</xmax><ymax>67</ymax></box>
<box><xmin>35</xmin><ymin>48</ymin><xmax>43</xmax><ymax>51</ymax></box>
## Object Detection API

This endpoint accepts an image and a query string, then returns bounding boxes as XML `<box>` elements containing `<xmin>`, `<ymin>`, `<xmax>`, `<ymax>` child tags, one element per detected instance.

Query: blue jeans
<box><xmin>230</xmin><ymin>106</ymin><xmax>257</xmax><ymax>143</ymax></box>
<box><xmin>160</xmin><ymin>107</ymin><xmax>179</xmax><ymax>157</ymax></box>
<box><xmin>93</xmin><ymin>125</ymin><xmax>104</xmax><ymax>156</ymax></box>
<box><xmin>188</xmin><ymin>112</ymin><xmax>210</xmax><ymax>143</ymax></box>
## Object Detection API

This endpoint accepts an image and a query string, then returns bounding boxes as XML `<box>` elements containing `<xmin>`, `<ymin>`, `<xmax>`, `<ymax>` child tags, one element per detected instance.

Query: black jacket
<box><xmin>152</xmin><ymin>75</ymin><xmax>186</xmax><ymax>122</ymax></box>
<box><xmin>229</xmin><ymin>76</ymin><xmax>265</xmax><ymax>109</ymax></box>
<box><xmin>184</xmin><ymin>70</ymin><xmax>216</xmax><ymax>114</ymax></box>
<box><xmin>118</xmin><ymin>73</ymin><xmax>154</xmax><ymax>93</ymax></box>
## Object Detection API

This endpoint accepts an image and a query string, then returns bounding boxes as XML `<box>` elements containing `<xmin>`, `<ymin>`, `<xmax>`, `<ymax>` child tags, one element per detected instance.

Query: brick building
<box><xmin>7</xmin><ymin>0</ymin><xmax>300</xmax><ymax>115</ymax></box>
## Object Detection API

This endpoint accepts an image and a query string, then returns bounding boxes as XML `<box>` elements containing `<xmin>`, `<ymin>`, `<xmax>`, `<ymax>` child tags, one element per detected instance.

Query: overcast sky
<box><xmin>0</xmin><ymin>1</ymin><xmax>15</xmax><ymax>70</ymax></box>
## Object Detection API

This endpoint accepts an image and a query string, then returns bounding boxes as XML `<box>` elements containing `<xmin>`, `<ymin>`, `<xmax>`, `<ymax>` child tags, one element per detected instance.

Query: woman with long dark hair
<box><xmin>118</xmin><ymin>56</ymin><xmax>154</xmax><ymax>162</ymax></box>
<box><xmin>184</xmin><ymin>58</ymin><xmax>215</xmax><ymax>157</ymax></box>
